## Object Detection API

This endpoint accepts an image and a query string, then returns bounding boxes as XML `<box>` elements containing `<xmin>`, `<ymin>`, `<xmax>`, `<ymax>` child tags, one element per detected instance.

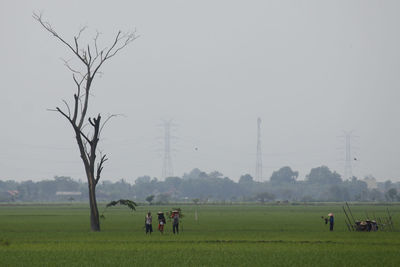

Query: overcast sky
<box><xmin>1</xmin><ymin>0</ymin><xmax>400</xmax><ymax>182</ymax></box>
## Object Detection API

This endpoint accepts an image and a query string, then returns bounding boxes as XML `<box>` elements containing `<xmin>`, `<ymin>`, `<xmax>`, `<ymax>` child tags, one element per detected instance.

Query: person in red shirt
<box><xmin>157</xmin><ymin>212</ymin><xmax>166</xmax><ymax>233</ymax></box>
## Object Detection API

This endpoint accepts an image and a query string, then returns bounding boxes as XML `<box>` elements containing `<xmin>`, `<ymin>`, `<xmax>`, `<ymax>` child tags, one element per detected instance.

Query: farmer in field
<box><xmin>371</xmin><ymin>220</ymin><xmax>378</xmax><ymax>231</ymax></box>
<box><xmin>145</xmin><ymin>212</ymin><xmax>153</xmax><ymax>234</ymax></box>
<box><xmin>172</xmin><ymin>210</ymin><xmax>180</xmax><ymax>234</ymax></box>
<box><xmin>366</xmin><ymin>220</ymin><xmax>372</xmax><ymax>232</ymax></box>
<box><xmin>158</xmin><ymin>211</ymin><xmax>166</xmax><ymax>234</ymax></box>
<box><xmin>328</xmin><ymin>213</ymin><xmax>334</xmax><ymax>231</ymax></box>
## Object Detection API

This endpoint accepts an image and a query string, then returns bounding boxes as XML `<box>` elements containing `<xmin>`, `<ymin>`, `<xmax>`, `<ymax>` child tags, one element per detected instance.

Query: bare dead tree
<box><xmin>33</xmin><ymin>12</ymin><xmax>137</xmax><ymax>231</ymax></box>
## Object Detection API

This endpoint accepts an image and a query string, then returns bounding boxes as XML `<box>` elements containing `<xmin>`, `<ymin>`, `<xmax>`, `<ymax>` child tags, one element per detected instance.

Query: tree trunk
<box><xmin>76</xmin><ymin>130</ymin><xmax>101</xmax><ymax>232</ymax></box>
<box><xmin>88</xmin><ymin>178</ymin><xmax>100</xmax><ymax>231</ymax></box>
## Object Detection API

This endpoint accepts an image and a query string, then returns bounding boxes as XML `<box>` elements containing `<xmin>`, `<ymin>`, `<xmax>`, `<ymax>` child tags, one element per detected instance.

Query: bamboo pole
<box><xmin>344</xmin><ymin>219</ymin><xmax>352</xmax><ymax>232</ymax></box>
<box><xmin>345</xmin><ymin>202</ymin><xmax>356</xmax><ymax>225</ymax></box>
<box><xmin>342</xmin><ymin>206</ymin><xmax>354</xmax><ymax>231</ymax></box>
<box><xmin>377</xmin><ymin>217</ymin><xmax>385</xmax><ymax>231</ymax></box>
<box><xmin>386</xmin><ymin>208</ymin><xmax>394</xmax><ymax>231</ymax></box>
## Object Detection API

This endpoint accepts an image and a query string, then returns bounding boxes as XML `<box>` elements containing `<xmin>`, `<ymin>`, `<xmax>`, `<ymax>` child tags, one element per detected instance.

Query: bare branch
<box><xmin>33</xmin><ymin>12</ymin><xmax>88</xmax><ymax>66</ymax></box>
<box><xmin>87</xmin><ymin>45</ymin><xmax>92</xmax><ymax>65</ymax></box>
<box><xmin>72</xmin><ymin>73</ymin><xmax>87</xmax><ymax>91</ymax></box>
<box><xmin>61</xmin><ymin>99</ymin><xmax>71</xmax><ymax>118</ymax></box>
<box><xmin>72</xmin><ymin>93</ymin><xmax>79</xmax><ymax>124</ymax></box>
<box><xmin>74</xmin><ymin>26</ymin><xmax>86</xmax><ymax>53</ymax></box>
<box><xmin>90</xmin><ymin>33</ymin><xmax>102</xmax><ymax>68</ymax></box>
<box><xmin>94</xmin><ymin>31</ymin><xmax>100</xmax><ymax>54</ymax></box>
<box><xmin>82</xmin><ymin>139</ymin><xmax>90</xmax><ymax>159</ymax></box>
<box><xmin>81</xmin><ymin>49</ymin><xmax>88</xmax><ymax>64</ymax></box>
<box><xmin>92</xmin><ymin>30</ymin><xmax>138</xmax><ymax>78</ymax></box>
<box><xmin>60</xmin><ymin>58</ymin><xmax>82</xmax><ymax>75</ymax></box>
<box><xmin>74</xmin><ymin>37</ymin><xmax>79</xmax><ymax>54</ymax></box>
<box><xmin>78</xmin><ymin>128</ymin><xmax>92</xmax><ymax>144</ymax></box>
<box><xmin>79</xmin><ymin>95</ymin><xmax>84</xmax><ymax>117</ymax></box>
<box><xmin>76</xmin><ymin>26</ymin><xmax>87</xmax><ymax>41</ymax></box>
<box><xmin>95</xmin><ymin>153</ymin><xmax>108</xmax><ymax>185</ymax></box>
<box><xmin>55</xmin><ymin>107</ymin><xmax>72</xmax><ymax>123</ymax></box>
<box><xmin>78</xmin><ymin>83</ymin><xmax>90</xmax><ymax>129</ymax></box>
<box><xmin>99</xmin><ymin>114</ymin><xmax>125</xmax><ymax>137</ymax></box>
<box><xmin>72</xmin><ymin>73</ymin><xmax>87</xmax><ymax>124</ymax></box>
<box><xmin>88</xmin><ymin>117</ymin><xmax>95</xmax><ymax>127</ymax></box>
<box><xmin>104</xmin><ymin>31</ymin><xmax>122</xmax><ymax>59</ymax></box>
<box><xmin>72</xmin><ymin>74</ymin><xmax>80</xmax><ymax>87</ymax></box>
<box><xmin>106</xmin><ymin>31</ymin><xmax>138</xmax><ymax>59</ymax></box>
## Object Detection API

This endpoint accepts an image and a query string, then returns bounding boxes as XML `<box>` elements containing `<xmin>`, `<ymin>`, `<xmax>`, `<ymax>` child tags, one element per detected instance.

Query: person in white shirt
<box><xmin>145</xmin><ymin>212</ymin><xmax>153</xmax><ymax>234</ymax></box>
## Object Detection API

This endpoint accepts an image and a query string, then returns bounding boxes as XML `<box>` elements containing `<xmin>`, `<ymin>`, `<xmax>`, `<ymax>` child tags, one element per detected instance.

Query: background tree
<box><xmin>386</xmin><ymin>188</ymin><xmax>398</xmax><ymax>202</ymax></box>
<box><xmin>156</xmin><ymin>193</ymin><xmax>171</xmax><ymax>204</ymax></box>
<box><xmin>343</xmin><ymin>177</ymin><xmax>368</xmax><ymax>201</ymax></box>
<box><xmin>306</xmin><ymin>166</ymin><xmax>342</xmax><ymax>185</ymax></box>
<box><xmin>34</xmin><ymin>13</ymin><xmax>137</xmax><ymax>231</ymax></box>
<box><xmin>239</xmin><ymin>174</ymin><xmax>254</xmax><ymax>184</ymax></box>
<box><xmin>164</xmin><ymin>177</ymin><xmax>182</xmax><ymax>190</ymax></box>
<box><xmin>369</xmin><ymin>189</ymin><xmax>384</xmax><ymax>202</ymax></box>
<box><xmin>255</xmin><ymin>192</ymin><xmax>275</xmax><ymax>204</ymax></box>
<box><xmin>270</xmin><ymin>166</ymin><xmax>298</xmax><ymax>184</ymax></box>
<box><xmin>145</xmin><ymin>195</ymin><xmax>155</xmax><ymax>205</ymax></box>
<box><xmin>135</xmin><ymin>176</ymin><xmax>151</xmax><ymax>185</ymax></box>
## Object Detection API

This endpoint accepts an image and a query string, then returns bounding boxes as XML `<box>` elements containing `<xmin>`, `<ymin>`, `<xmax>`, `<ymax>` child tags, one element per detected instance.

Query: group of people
<box><xmin>145</xmin><ymin>210</ymin><xmax>180</xmax><ymax>234</ymax></box>
<box><xmin>355</xmin><ymin>220</ymin><xmax>378</xmax><ymax>231</ymax></box>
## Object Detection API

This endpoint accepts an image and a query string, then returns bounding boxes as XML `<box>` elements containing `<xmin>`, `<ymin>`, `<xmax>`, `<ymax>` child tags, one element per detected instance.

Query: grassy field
<box><xmin>0</xmin><ymin>203</ymin><xmax>399</xmax><ymax>266</ymax></box>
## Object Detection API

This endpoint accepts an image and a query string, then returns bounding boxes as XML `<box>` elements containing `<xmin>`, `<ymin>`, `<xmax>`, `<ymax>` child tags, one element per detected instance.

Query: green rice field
<box><xmin>0</xmin><ymin>203</ymin><xmax>399</xmax><ymax>266</ymax></box>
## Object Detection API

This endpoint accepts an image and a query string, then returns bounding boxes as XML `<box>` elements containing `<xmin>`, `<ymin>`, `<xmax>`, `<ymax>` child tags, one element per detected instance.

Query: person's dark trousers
<box><xmin>173</xmin><ymin>223</ymin><xmax>179</xmax><ymax>234</ymax></box>
<box><xmin>146</xmin><ymin>224</ymin><xmax>153</xmax><ymax>234</ymax></box>
<box><xmin>330</xmin><ymin>223</ymin><xmax>334</xmax><ymax>231</ymax></box>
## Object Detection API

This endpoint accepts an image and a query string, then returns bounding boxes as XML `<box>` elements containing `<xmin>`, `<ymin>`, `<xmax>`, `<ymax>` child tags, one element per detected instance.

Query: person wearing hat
<box><xmin>328</xmin><ymin>213</ymin><xmax>334</xmax><ymax>231</ymax></box>
<box><xmin>359</xmin><ymin>221</ymin><xmax>367</xmax><ymax>231</ymax></box>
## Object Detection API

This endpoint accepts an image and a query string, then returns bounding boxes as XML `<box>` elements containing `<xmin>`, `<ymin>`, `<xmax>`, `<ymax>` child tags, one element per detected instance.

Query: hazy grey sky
<box><xmin>1</xmin><ymin>0</ymin><xmax>400</xmax><ymax>182</ymax></box>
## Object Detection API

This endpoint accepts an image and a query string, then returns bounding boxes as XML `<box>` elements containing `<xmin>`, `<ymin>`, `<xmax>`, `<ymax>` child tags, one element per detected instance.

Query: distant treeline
<box><xmin>1</xmin><ymin>166</ymin><xmax>399</xmax><ymax>203</ymax></box>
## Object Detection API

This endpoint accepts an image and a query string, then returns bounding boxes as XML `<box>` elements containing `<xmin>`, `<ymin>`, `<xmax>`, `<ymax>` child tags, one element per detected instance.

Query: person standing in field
<box><xmin>172</xmin><ymin>210</ymin><xmax>180</xmax><ymax>234</ymax></box>
<box><xmin>328</xmin><ymin>213</ymin><xmax>334</xmax><ymax>231</ymax></box>
<box><xmin>158</xmin><ymin>212</ymin><xmax>166</xmax><ymax>234</ymax></box>
<box><xmin>145</xmin><ymin>212</ymin><xmax>153</xmax><ymax>234</ymax></box>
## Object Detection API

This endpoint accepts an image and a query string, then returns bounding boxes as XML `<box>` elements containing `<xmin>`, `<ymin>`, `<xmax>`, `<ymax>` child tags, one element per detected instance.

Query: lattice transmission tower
<box><xmin>255</xmin><ymin>117</ymin><xmax>263</xmax><ymax>181</ymax></box>
<box><xmin>344</xmin><ymin>131</ymin><xmax>353</xmax><ymax>179</ymax></box>
<box><xmin>338</xmin><ymin>131</ymin><xmax>358</xmax><ymax>179</ymax></box>
<box><xmin>161</xmin><ymin>120</ymin><xmax>173</xmax><ymax>179</ymax></box>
